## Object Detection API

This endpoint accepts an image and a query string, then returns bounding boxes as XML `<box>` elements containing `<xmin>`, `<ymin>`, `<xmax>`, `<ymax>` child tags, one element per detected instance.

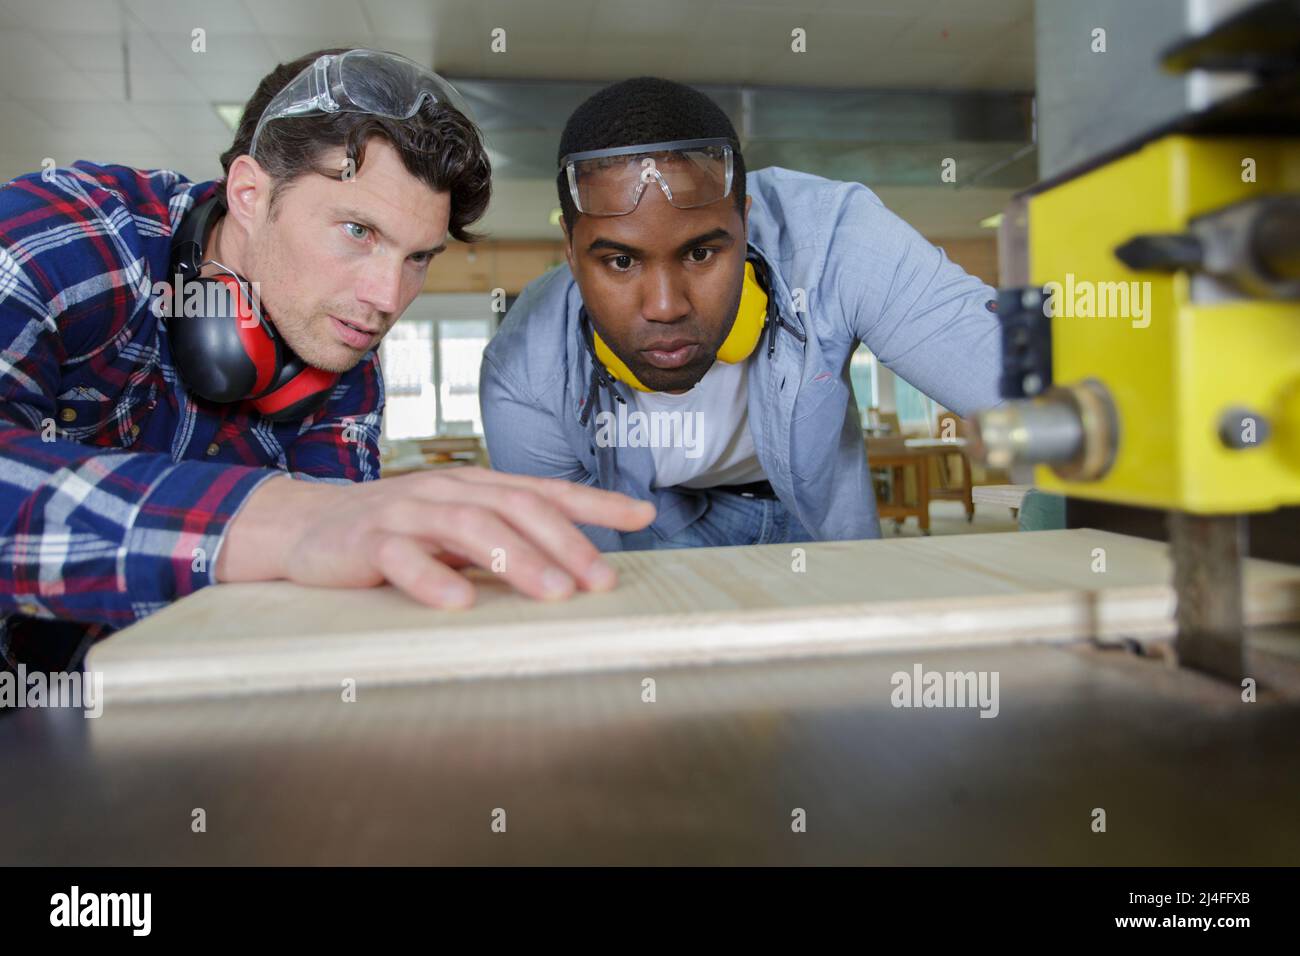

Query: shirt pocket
<box><xmin>790</xmin><ymin>373</ymin><xmax>850</xmax><ymax>484</ymax></box>
<box><xmin>54</xmin><ymin>378</ymin><xmax>157</xmax><ymax>448</ymax></box>
<box><xmin>791</xmin><ymin>372</ymin><xmax>850</xmax><ymax>427</ymax></box>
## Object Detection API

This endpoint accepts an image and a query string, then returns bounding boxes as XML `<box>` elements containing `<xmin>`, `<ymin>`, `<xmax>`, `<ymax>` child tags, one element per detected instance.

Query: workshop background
<box><xmin>0</xmin><ymin>0</ymin><xmax>1257</xmax><ymax>532</ymax></box>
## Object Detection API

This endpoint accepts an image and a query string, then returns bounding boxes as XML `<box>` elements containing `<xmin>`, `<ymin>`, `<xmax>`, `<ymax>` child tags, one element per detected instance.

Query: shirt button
<box><xmin>206</xmin><ymin>442</ymin><xmax>220</xmax><ymax>456</ymax></box>
<box><xmin>59</xmin><ymin>407</ymin><xmax>76</xmax><ymax>422</ymax></box>
<box><xmin>130</xmin><ymin>423</ymin><xmax>141</xmax><ymax>438</ymax></box>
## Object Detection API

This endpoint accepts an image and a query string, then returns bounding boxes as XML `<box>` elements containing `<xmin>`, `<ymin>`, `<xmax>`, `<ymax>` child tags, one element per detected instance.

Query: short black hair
<box><xmin>555</xmin><ymin>76</ymin><xmax>746</xmax><ymax>231</ymax></box>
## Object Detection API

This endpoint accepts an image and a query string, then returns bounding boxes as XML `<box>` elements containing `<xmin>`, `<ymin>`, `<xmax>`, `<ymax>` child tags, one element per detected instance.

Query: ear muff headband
<box><xmin>168</xmin><ymin>195</ymin><xmax>340</xmax><ymax>421</ymax></box>
<box><xmin>211</xmin><ymin>272</ymin><xmax>279</xmax><ymax>396</ymax></box>
<box><xmin>718</xmin><ymin>259</ymin><xmax>768</xmax><ymax>364</ymax></box>
<box><xmin>591</xmin><ymin>259</ymin><xmax>769</xmax><ymax>392</ymax></box>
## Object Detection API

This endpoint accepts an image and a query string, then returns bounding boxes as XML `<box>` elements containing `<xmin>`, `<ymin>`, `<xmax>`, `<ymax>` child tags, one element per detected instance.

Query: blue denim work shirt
<box><xmin>481</xmin><ymin>167</ymin><xmax>1004</xmax><ymax>551</ymax></box>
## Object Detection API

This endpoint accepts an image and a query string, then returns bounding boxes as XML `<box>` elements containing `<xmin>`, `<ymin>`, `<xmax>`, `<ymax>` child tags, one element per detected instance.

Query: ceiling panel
<box><xmin>244</xmin><ymin>0</ymin><xmax>372</xmax><ymax>38</ymax></box>
<box><xmin>72</xmin><ymin>68</ymin><xmax>210</xmax><ymax>104</ymax></box>
<box><xmin>0</xmin><ymin>27</ymin><xmax>81</xmax><ymax>85</ymax></box>
<box><xmin>798</xmin><ymin>6</ymin><xmax>922</xmax><ymax>49</ymax></box>
<box><xmin>0</xmin><ymin>100</ymin><xmax>52</xmax><ymax>139</ymax></box>
<box><xmin>0</xmin><ymin>0</ymin><xmax>1037</xmax><ymax>239</ymax></box>
<box><xmin>38</xmin><ymin>31</ymin><xmax>133</xmax><ymax>73</ymax></box>
<box><xmin>122</xmin><ymin>30</ymin><xmax>195</xmax><ymax>74</ymax></box>
<box><xmin>816</xmin><ymin>0</ymin><xmax>932</xmax><ymax>10</ymax></box>
<box><xmin>587</xmin><ymin>0</ymin><xmax>716</xmax><ymax>44</ymax></box>
<box><xmin>0</xmin><ymin>0</ymin><xmax>123</xmax><ymax>33</ymax></box>
<box><xmin>185</xmin><ymin>70</ymin><xmax>271</xmax><ymax>103</ymax></box>
<box><xmin>122</xmin><ymin>0</ymin><xmax>261</xmax><ymax>34</ymax></box>
<box><xmin>126</xmin><ymin>101</ymin><xmax>233</xmax><ymax>137</ymax></box>
<box><xmin>157</xmin><ymin>32</ymin><xmax>279</xmax><ymax>73</ymax></box>
<box><xmin>15</xmin><ymin>99</ymin><xmax>149</xmax><ymax>136</ymax></box>
<box><xmin>369</xmin><ymin>35</ymin><xmax>439</xmax><ymax>66</ymax></box>
<box><xmin>359</xmin><ymin>0</ymin><xmax>442</xmax><ymax>39</ymax></box>
<box><xmin>929</xmin><ymin>0</ymin><xmax>1031</xmax><ymax>24</ymax></box>
<box><xmin>475</xmin><ymin>0</ymin><xmax>599</xmax><ymax>43</ymax></box>
<box><xmin>266</xmin><ymin>33</ymin><xmax>384</xmax><ymax>63</ymax></box>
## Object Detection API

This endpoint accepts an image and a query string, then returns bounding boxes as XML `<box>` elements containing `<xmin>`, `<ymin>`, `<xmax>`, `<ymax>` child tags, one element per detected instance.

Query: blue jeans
<box><xmin>623</xmin><ymin>490</ymin><xmax>816</xmax><ymax>550</ymax></box>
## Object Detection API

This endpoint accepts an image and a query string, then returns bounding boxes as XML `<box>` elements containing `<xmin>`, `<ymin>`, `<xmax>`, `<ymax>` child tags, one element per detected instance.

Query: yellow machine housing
<box><xmin>1029</xmin><ymin>134</ymin><xmax>1300</xmax><ymax>513</ymax></box>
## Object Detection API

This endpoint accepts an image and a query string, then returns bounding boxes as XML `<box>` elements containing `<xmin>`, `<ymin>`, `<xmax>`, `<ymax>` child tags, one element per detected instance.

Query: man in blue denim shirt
<box><xmin>481</xmin><ymin>77</ymin><xmax>1004</xmax><ymax>551</ymax></box>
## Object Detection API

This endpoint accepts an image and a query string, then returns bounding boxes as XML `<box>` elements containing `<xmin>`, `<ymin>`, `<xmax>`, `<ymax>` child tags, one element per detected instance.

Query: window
<box><xmin>852</xmin><ymin>344</ymin><xmax>940</xmax><ymax>433</ymax></box>
<box><xmin>849</xmin><ymin>343</ymin><xmax>878</xmax><ymax>413</ymax></box>
<box><xmin>437</xmin><ymin>318</ymin><xmax>491</xmax><ymax>435</ymax></box>
<box><xmin>379</xmin><ymin>294</ymin><xmax>495</xmax><ymax>439</ymax></box>
<box><xmin>894</xmin><ymin>376</ymin><xmax>938</xmax><ymax>432</ymax></box>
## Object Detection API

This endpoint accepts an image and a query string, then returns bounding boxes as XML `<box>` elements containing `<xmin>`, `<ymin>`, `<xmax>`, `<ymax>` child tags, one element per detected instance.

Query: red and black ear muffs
<box><xmin>167</xmin><ymin>195</ymin><xmax>339</xmax><ymax>422</ymax></box>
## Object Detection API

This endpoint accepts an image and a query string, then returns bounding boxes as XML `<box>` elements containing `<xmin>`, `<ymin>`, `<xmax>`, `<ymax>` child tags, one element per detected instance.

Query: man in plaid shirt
<box><xmin>0</xmin><ymin>48</ymin><xmax>653</xmax><ymax>675</ymax></box>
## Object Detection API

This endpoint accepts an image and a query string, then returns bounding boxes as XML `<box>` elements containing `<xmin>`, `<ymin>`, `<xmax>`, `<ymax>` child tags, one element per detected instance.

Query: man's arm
<box><xmin>479</xmin><ymin>350</ymin><xmax>592</xmax><ymax>484</ymax></box>
<box><xmin>2</xmin><ymin>167</ymin><xmax>653</xmax><ymax>627</ymax></box>
<box><xmin>823</xmin><ymin>184</ymin><xmax>1003</xmax><ymax>416</ymax></box>
<box><xmin>215</xmin><ymin>465</ymin><xmax>652</xmax><ymax>605</ymax></box>
<box><xmin>0</xmin><ymin>262</ymin><xmax>278</xmax><ymax>627</ymax></box>
<box><xmin>0</xmin><ymin>276</ymin><xmax>653</xmax><ymax>620</ymax></box>
<box><xmin>2</xmin><ymin>281</ymin><xmax>653</xmax><ymax>624</ymax></box>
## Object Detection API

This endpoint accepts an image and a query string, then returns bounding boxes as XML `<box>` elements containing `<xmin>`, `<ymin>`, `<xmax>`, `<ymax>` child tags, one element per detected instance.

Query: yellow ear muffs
<box><xmin>592</xmin><ymin>325</ymin><xmax>653</xmax><ymax>392</ymax></box>
<box><xmin>591</xmin><ymin>260</ymin><xmax>768</xmax><ymax>392</ymax></box>
<box><xmin>716</xmin><ymin>260</ymin><xmax>768</xmax><ymax>364</ymax></box>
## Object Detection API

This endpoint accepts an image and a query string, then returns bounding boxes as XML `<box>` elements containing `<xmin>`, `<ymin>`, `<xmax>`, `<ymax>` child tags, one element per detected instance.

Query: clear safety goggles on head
<box><xmin>249</xmin><ymin>49</ymin><xmax>471</xmax><ymax>159</ymax></box>
<box><xmin>560</xmin><ymin>138</ymin><xmax>734</xmax><ymax>216</ymax></box>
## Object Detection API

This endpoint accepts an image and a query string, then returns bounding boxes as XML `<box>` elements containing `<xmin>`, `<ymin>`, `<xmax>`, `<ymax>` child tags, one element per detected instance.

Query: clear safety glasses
<box><xmin>249</xmin><ymin>49</ymin><xmax>471</xmax><ymax>159</ymax></box>
<box><xmin>560</xmin><ymin>138</ymin><xmax>734</xmax><ymax>216</ymax></box>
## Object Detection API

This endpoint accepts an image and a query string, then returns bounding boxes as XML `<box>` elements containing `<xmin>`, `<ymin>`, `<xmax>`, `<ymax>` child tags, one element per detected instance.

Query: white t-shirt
<box><xmin>631</xmin><ymin>357</ymin><xmax>767</xmax><ymax>490</ymax></box>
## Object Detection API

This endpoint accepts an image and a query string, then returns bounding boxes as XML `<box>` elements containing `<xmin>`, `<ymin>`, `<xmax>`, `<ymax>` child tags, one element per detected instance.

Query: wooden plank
<box><xmin>903</xmin><ymin>437</ymin><xmax>969</xmax><ymax>449</ymax></box>
<box><xmin>973</xmin><ymin>484</ymin><xmax>1033</xmax><ymax>510</ymax></box>
<box><xmin>87</xmin><ymin>529</ymin><xmax>1300</xmax><ymax>702</ymax></box>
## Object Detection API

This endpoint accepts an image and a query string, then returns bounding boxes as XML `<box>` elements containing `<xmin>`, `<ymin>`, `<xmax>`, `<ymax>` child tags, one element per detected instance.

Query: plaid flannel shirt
<box><xmin>0</xmin><ymin>161</ymin><xmax>384</xmax><ymax>672</ymax></box>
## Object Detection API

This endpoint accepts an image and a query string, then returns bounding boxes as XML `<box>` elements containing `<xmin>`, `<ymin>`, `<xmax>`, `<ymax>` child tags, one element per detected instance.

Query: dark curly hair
<box><xmin>220</xmin><ymin>48</ymin><xmax>491</xmax><ymax>243</ymax></box>
<box><xmin>556</xmin><ymin>76</ymin><xmax>745</xmax><ymax>232</ymax></box>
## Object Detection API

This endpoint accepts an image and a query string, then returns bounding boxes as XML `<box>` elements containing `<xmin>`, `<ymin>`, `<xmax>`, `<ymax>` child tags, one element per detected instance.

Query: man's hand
<box><xmin>215</xmin><ymin>467</ymin><xmax>655</xmax><ymax>608</ymax></box>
